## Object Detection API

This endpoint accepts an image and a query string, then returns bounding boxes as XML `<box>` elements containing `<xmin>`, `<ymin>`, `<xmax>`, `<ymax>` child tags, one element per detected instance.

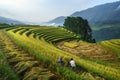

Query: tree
<box><xmin>63</xmin><ymin>17</ymin><xmax>95</xmax><ymax>42</ymax></box>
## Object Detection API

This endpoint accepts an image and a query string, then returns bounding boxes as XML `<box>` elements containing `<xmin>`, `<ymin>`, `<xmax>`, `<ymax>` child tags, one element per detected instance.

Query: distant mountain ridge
<box><xmin>46</xmin><ymin>1</ymin><xmax>120</xmax><ymax>26</ymax></box>
<box><xmin>71</xmin><ymin>1</ymin><xmax>120</xmax><ymax>26</ymax></box>
<box><xmin>44</xmin><ymin>16</ymin><xmax>66</xmax><ymax>26</ymax></box>
<box><xmin>0</xmin><ymin>16</ymin><xmax>23</xmax><ymax>24</ymax></box>
<box><xmin>47</xmin><ymin>16</ymin><xmax>66</xmax><ymax>24</ymax></box>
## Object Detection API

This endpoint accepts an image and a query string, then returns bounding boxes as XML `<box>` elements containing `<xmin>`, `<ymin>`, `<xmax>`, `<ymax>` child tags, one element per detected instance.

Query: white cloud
<box><xmin>0</xmin><ymin>0</ymin><xmax>119</xmax><ymax>23</ymax></box>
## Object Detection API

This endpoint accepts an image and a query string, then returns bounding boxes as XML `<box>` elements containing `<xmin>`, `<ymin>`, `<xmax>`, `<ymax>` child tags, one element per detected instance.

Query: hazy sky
<box><xmin>0</xmin><ymin>0</ymin><xmax>119</xmax><ymax>23</ymax></box>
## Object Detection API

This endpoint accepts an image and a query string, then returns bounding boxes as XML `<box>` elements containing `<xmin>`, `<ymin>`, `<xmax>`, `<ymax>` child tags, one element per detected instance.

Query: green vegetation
<box><xmin>92</xmin><ymin>24</ymin><xmax>120</xmax><ymax>31</ymax></box>
<box><xmin>0</xmin><ymin>23</ymin><xmax>12</xmax><ymax>29</ymax></box>
<box><xmin>31</xmin><ymin>27</ymin><xmax>79</xmax><ymax>43</ymax></box>
<box><xmin>64</xmin><ymin>17</ymin><xmax>95</xmax><ymax>42</ymax></box>
<box><xmin>3</xmin><ymin>26</ymin><xmax>120</xmax><ymax>80</ymax></box>
<box><xmin>93</xmin><ymin>25</ymin><xmax>120</xmax><ymax>42</ymax></box>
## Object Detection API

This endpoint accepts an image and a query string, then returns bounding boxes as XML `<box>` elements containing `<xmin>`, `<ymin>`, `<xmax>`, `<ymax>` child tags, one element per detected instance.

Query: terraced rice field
<box><xmin>0</xmin><ymin>46</ymin><xmax>19</xmax><ymax>80</ymax></box>
<box><xmin>100</xmin><ymin>39</ymin><xmax>120</xmax><ymax>70</ymax></box>
<box><xmin>57</xmin><ymin>41</ymin><xmax>116</xmax><ymax>60</ymax></box>
<box><xmin>0</xmin><ymin>30</ymin><xmax>58</xmax><ymax>80</ymax></box>
<box><xmin>100</xmin><ymin>39</ymin><xmax>120</xmax><ymax>58</ymax></box>
<box><xmin>0</xmin><ymin>26</ymin><xmax>120</xmax><ymax>80</ymax></box>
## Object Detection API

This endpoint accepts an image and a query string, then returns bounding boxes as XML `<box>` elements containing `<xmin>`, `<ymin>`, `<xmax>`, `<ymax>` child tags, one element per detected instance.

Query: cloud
<box><xmin>0</xmin><ymin>0</ymin><xmax>119</xmax><ymax>23</ymax></box>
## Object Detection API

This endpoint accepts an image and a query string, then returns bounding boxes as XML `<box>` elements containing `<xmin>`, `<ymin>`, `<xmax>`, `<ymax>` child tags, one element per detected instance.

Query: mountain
<box><xmin>44</xmin><ymin>16</ymin><xmax>66</xmax><ymax>26</ymax></box>
<box><xmin>47</xmin><ymin>1</ymin><xmax>120</xmax><ymax>26</ymax></box>
<box><xmin>0</xmin><ymin>16</ymin><xmax>23</xmax><ymax>24</ymax></box>
<box><xmin>46</xmin><ymin>1</ymin><xmax>120</xmax><ymax>41</ymax></box>
<box><xmin>71</xmin><ymin>1</ymin><xmax>120</xmax><ymax>26</ymax></box>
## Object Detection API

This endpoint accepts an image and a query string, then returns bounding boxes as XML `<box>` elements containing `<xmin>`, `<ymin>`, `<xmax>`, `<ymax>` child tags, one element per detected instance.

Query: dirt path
<box><xmin>0</xmin><ymin>30</ymin><xmax>59</xmax><ymax>80</ymax></box>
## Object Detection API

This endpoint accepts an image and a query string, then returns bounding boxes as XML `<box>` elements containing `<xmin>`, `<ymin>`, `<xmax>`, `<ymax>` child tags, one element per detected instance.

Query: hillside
<box><xmin>93</xmin><ymin>26</ymin><xmax>120</xmax><ymax>41</ymax></box>
<box><xmin>0</xmin><ymin>26</ymin><xmax>120</xmax><ymax>80</ymax></box>
<box><xmin>0</xmin><ymin>16</ymin><xmax>23</xmax><ymax>24</ymax></box>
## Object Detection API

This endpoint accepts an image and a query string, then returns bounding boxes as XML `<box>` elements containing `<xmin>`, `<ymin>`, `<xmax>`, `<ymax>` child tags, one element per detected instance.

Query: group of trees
<box><xmin>0</xmin><ymin>23</ymin><xmax>10</xmax><ymax>29</ymax></box>
<box><xmin>63</xmin><ymin>17</ymin><xmax>95</xmax><ymax>43</ymax></box>
<box><xmin>0</xmin><ymin>23</ymin><xmax>14</xmax><ymax>29</ymax></box>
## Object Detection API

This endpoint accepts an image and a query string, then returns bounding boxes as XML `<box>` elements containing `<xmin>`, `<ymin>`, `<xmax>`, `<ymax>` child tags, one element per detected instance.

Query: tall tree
<box><xmin>64</xmin><ymin>17</ymin><xmax>95</xmax><ymax>42</ymax></box>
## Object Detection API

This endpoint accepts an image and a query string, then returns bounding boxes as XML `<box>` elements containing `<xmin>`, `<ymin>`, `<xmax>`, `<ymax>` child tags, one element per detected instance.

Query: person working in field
<box><xmin>57</xmin><ymin>56</ymin><xmax>64</xmax><ymax>66</ymax></box>
<box><xmin>70</xmin><ymin>58</ymin><xmax>76</xmax><ymax>69</ymax></box>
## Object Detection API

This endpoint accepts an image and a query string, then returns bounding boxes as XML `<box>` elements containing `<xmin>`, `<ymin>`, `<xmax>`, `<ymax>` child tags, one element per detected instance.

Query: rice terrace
<box><xmin>0</xmin><ymin>25</ymin><xmax>120</xmax><ymax>80</ymax></box>
<box><xmin>0</xmin><ymin>0</ymin><xmax>120</xmax><ymax>80</ymax></box>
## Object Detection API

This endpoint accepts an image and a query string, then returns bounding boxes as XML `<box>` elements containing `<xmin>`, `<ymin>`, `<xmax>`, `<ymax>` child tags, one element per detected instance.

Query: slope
<box><xmin>3</xmin><ymin>26</ymin><xmax>120</xmax><ymax>80</ymax></box>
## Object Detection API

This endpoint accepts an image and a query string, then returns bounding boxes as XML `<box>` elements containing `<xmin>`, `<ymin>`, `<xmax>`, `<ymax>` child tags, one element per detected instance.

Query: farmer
<box><xmin>57</xmin><ymin>56</ymin><xmax>64</xmax><ymax>66</ymax></box>
<box><xmin>70</xmin><ymin>58</ymin><xmax>76</xmax><ymax>69</ymax></box>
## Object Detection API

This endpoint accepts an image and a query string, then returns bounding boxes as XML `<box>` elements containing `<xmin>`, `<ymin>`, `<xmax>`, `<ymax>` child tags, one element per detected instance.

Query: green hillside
<box><xmin>0</xmin><ymin>26</ymin><xmax>120</xmax><ymax>80</ymax></box>
<box><xmin>92</xmin><ymin>24</ymin><xmax>120</xmax><ymax>42</ymax></box>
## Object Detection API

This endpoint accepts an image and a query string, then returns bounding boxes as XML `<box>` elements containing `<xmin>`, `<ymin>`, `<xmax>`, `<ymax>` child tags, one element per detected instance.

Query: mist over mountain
<box><xmin>44</xmin><ymin>16</ymin><xmax>66</xmax><ymax>26</ymax></box>
<box><xmin>0</xmin><ymin>16</ymin><xmax>23</xmax><ymax>24</ymax></box>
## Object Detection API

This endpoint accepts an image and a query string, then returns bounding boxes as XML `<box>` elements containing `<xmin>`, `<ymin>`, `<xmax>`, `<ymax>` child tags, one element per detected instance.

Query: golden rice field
<box><xmin>0</xmin><ymin>26</ymin><xmax>120</xmax><ymax>80</ymax></box>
